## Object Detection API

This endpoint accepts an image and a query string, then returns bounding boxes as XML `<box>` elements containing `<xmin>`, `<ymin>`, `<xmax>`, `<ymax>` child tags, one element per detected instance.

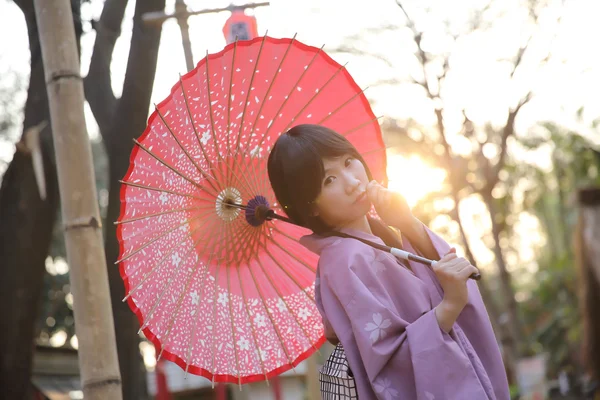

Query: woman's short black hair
<box><xmin>267</xmin><ymin>124</ymin><xmax>373</xmax><ymax>233</ymax></box>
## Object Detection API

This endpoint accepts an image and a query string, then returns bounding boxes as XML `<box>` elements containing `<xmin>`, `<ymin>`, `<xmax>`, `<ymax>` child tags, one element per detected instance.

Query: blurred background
<box><xmin>1</xmin><ymin>0</ymin><xmax>599</xmax><ymax>399</ymax></box>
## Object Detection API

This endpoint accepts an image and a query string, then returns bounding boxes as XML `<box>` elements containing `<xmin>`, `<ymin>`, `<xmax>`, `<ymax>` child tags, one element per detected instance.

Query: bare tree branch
<box><xmin>329</xmin><ymin>45</ymin><xmax>396</xmax><ymax>68</ymax></box>
<box><xmin>395</xmin><ymin>0</ymin><xmax>418</xmax><ymax>35</ymax></box>
<box><xmin>486</xmin><ymin>91</ymin><xmax>533</xmax><ymax>190</ymax></box>
<box><xmin>510</xmin><ymin>35</ymin><xmax>533</xmax><ymax>79</ymax></box>
<box><xmin>468</xmin><ymin>1</ymin><xmax>493</xmax><ymax>32</ymax></box>
<box><xmin>84</xmin><ymin>0</ymin><xmax>128</xmax><ymax>135</ymax></box>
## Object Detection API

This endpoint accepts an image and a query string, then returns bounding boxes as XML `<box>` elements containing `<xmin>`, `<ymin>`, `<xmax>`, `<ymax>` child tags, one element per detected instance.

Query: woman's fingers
<box><xmin>459</xmin><ymin>265</ymin><xmax>480</xmax><ymax>280</ymax></box>
<box><xmin>439</xmin><ymin>252</ymin><xmax>458</xmax><ymax>263</ymax></box>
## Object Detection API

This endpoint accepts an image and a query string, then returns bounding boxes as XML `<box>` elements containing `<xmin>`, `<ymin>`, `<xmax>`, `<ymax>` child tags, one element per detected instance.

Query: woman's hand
<box><xmin>433</xmin><ymin>249</ymin><xmax>479</xmax><ymax>332</ymax></box>
<box><xmin>366</xmin><ymin>180</ymin><xmax>414</xmax><ymax>229</ymax></box>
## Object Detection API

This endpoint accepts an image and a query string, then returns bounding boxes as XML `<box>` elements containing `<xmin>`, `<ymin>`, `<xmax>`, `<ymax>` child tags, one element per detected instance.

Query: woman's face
<box><xmin>313</xmin><ymin>154</ymin><xmax>371</xmax><ymax>229</ymax></box>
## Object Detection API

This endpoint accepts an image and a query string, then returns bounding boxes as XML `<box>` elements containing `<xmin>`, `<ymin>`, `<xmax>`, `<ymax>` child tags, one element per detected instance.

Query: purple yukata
<box><xmin>300</xmin><ymin>225</ymin><xmax>510</xmax><ymax>400</ymax></box>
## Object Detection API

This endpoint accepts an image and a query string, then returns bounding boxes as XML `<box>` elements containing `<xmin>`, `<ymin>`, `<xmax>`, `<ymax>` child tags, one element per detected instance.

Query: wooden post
<box><xmin>174</xmin><ymin>0</ymin><xmax>195</xmax><ymax>71</ymax></box>
<box><xmin>305</xmin><ymin>354</ymin><xmax>322</xmax><ymax>400</ymax></box>
<box><xmin>142</xmin><ymin>2</ymin><xmax>269</xmax><ymax>71</ymax></box>
<box><xmin>33</xmin><ymin>1</ymin><xmax>122</xmax><ymax>399</ymax></box>
<box><xmin>577</xmin><ymin>187</ymin><xmax>600</xmax><ymax>381</ymax></box>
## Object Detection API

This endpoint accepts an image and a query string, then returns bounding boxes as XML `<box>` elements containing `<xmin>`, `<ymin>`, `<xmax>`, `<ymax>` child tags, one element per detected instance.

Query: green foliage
<box><xmin>516</xmin><ymin>119</ymin><xmax>600</xmax><ymax>377</ymax></box>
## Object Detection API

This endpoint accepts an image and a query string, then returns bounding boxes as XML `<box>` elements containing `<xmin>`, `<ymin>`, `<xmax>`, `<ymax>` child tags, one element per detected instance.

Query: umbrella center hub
<box><xmin>216</xmin><ymin>187</ymin><xmax>242</xmax><ymax>222</ymax></box>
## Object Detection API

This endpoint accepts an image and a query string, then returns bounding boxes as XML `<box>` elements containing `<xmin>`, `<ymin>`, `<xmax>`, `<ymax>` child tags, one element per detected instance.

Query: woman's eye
<box><xmin>345</xmin><ymin>157</ymin><xmax>353</xmax><ymax>167</ymax></box>
<box><xmin>324</xmin><ymin>177</ymin><xmax>334</xmax><ymax>186</ymax></box>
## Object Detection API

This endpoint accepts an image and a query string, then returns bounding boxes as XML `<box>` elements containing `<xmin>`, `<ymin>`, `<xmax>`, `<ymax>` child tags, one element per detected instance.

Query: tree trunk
<box><xmin>0</xmin><ymin>1</ymin><xmax>78</xmax><ymax>397</ymax></box>
<box><xmin>99</xmin><ymin>1</ymin><xmax>165</xmax><ymax>398</ymax></box>
<box><xmin>450</xmin><ymin>188</ymin><xmax>518</xmax><ymax>384</ymax></box>
<box><xmin>481</xmin><ymin>190</ymin><xmax>521</xmax><ymax>382</ymax></box>
<box><xmin>576</xmin><ymin>188</ymin><xmax>600</xmax><ymax>381</ymax></box>
<box><xmin>34</xmin><ymin>0</ymin><xmax>122</xmax><ymax>399</ymax></box>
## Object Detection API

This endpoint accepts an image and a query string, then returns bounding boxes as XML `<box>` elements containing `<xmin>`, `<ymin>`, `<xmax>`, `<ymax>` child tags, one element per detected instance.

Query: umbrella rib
<box><xmin>236</xmin><ymin>34</ymin><xmax>299</xmax><ymax>196</ymax></box>
<box><xmin>116</xmin><ymin>211</ymin><xmax>208</xmax><ymax>264</ymax></box>
<box><xmin>234</xmin><ymin>246</ymin><xmax>270</xmax><ymax>382</ymax></box>
<box><xmin>154</xmin><ymin>104</ymin><xmax>222</xmax><ymax>197</ymax></box>
<box><xmin>209</xmin><ymin>242</ymin><xmax>224</xmax><ymax>387</ymax></box>
<box><xmin>316</xmin><ymin>86</ymin><xmax>370</xmax><ymax>125</ymax></box>
<box><xmin>223</xmin><ymin>39</ymin><xmax>242</xmax><ymax>193</ymax></box>
<box><xmin>237</xmin><ymin>221</ymin><xmax>266</xmax><ymax>266</ymax></box>
<box><xmin>341</xmin><ymin>115</ymin><xmax>384</xmax><ymax>137</ymax></box>
<box><xmin>206</xmin><ymin>218</ymin><xmax>247</xmax><ymax>384</ymax></box>
<box><xmin>118</xmin><ymin>180</ymin><xmax>206</xmax><ymax>202</ymax></box>
<box><xmin>202</xmin><ymin>51</ymin><xmax>262</xmax><ymax>201</ymax></box>
<box><xmin>179</xmin><ymin>75</ymin><xmax>228</xmax><ymax>192</ymax></box>
<box><xmin>224</xmin><ymin>35</ymin><xmax>269</xmax><ymax>197</ymax></box>
<box><xmin>233</xmin><ymin>35</ymin><xmax>268</xmax><ymax>155</ymax></box>
<box><xmin>359</xmin><ymin>146</ymin><xmax>387</xmax><ymax>158</ymax></box>
<box><xmin>115</xmin><ymin>206</ymin><xmax>202</xmax><ymax>226</ymax></box>
<box><xmin>155</xmin><ymin>247</ymin><xmax>207</xmax><ymax>363</ymax></box>
<box><xmin>204</xmin><ymin>51</ymin><xmax>226</xmax><ymax>166</ymax></box>
<box><xmin>183</xmin><ymin>235</ymin><xmax>220</xmax><ymax>377</ymax></box>
<box><xmin>263</xmin><ymin>233</ymin><xmax>317</xmax><ymax>303</ymax></box>
<box><xmin>258</xmin><ymin>234</ymin><xmax>316</xmax><ymax>302</ymax></box>
<box><xmin>256</xmin><ymin>249</ymin><xmax>319</xmax><ymax>353</ymax></box>
<box><xmin>269</xmin><ymin>225</ymin><xmax>317</xmax><ymax>273</ymax></box>
<box><xmin>249</xmin><ymin>44</ymin><xmax>325</xmax><ymax>154</ymax></box>
<box><xmin>240</xmin><ymin>161</ymin><xmax>277</xmax><ymax>210</ymax></box>
<box><xmin>225</xmin><ymin>39</ymin><xmax>238</xmax><ymax>175</ymax></box>
<box><xmin>123</xmin><ymin>216</ymin><xmax>218</xmax><ymax>302</ymax></box>
<box><xmin>154</xmin><ymin>217</ymin><xmax>223</xmax><ymax>364</ymax></box>
<box><xmin>136</xmin><ymin>216</ymin><xmax>217</xmax><ymax>334</ymax></box>
<box><xmin>282</xmin><ymin>62</ymin><xmax>349</xmax><ymax>133</ymax></box>
<box><xmin>224</xmin><ymin>222</ymin><xmax>243</xmax><ymax>387</ymax></box>
<box><xmin>217</xmin><ymin>41</ymin><xmax>266</xmax><ymax>208</ymax></box>
<box><xmin>133</xmin><ymin>138</ymin><xmax>208</xmax><ymax>192</ymax></box>
<box><xmin>226</xmin><ymin>221</ymin><xmax>254</xmax><ymax>265</ymax></box>
<box><xmin>245</xmin><ymin>256</ymin><xmax>296</xmax><ymax>370</ymax></box>
<box><xmin>247</xmin><ymin>34</ymin><xmax>298</xmax><ymax>140</ymax></box>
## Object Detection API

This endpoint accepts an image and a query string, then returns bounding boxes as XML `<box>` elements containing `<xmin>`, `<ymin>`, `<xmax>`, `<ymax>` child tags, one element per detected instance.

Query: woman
<box><xmin>267</xmin><ymin>124</ymin><xmax>510</xmax><ymax>399</ymax></box>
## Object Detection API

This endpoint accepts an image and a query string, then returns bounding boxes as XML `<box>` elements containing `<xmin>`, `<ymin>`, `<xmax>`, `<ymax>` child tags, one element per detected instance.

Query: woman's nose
<box><xmin>345</xmin><ymin>176</ymin><xmax>361</xmax><ymax>195</ymax></box>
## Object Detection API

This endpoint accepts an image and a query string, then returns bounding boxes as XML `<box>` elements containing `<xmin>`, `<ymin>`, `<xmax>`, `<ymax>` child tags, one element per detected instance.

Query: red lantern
<box><xmin>222</xmin><ymin>10</ymin><xmax>258</xmax><ymax>44</ymax></box>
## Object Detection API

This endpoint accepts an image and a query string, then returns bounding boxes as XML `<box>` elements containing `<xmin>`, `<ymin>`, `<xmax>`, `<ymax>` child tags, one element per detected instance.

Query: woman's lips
<box><xmin>354</xmin><ymin>191</ymin><xmax>367</xmax><ymax>204</ymax></box>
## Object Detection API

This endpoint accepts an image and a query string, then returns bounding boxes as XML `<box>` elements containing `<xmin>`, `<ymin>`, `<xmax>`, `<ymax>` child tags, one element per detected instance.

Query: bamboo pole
<box><xmin>33</xmin><ymin>1</ymin><xmax>122</xmax><ymax>399</ymax></box>
<box><xmin>175</xmin><ymin>0</ymin><xmax>195</xmax><ymax>72</ymax></box>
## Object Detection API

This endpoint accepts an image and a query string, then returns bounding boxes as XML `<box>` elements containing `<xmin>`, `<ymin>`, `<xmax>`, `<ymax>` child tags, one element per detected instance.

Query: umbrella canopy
<box><xmin>117</xmin><ymin>36</ymin><xmax>386</xmax><ymax>385</ymax></box>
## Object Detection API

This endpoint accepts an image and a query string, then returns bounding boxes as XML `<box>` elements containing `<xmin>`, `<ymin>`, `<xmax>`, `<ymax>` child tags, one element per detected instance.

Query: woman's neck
<box><xmin>338</xmin><ymin>215</ymin><xmax>372</xmax><ymax>235</ymax></box>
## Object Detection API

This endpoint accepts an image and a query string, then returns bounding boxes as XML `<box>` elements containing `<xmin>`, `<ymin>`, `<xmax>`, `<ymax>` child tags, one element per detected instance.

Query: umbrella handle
<box><xmin>266</xmin><ymin>211</ymin><xmax>482</xmax><ymax>281</ymax></box>
<box><xmin>390</xmin><ymin>248</ymin><xmax>481</xmax><ymax>281</ymax></box>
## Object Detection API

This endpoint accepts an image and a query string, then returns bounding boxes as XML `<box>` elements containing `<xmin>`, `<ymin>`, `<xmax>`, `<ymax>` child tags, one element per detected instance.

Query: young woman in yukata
<box><xmin>267</xmin><ymin>124</ymin><xmax>510</xmax><ymax>400</ymax></box>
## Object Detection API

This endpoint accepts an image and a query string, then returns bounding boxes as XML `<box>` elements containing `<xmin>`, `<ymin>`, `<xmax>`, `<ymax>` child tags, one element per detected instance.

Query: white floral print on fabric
<box><xmin>367</xmin><ymin>249</ymin><xmax>388</xmax><ymax>274</ymax></box>
<box><xmin>200</xmin><ymin>129</ymin><xmax>211</xmax><ymax>145</ymax></box>
<box><xmin>365</xmin><ymin>312</ymin><xmax>391</xmax><ymax>343</ymax></box>
<box><xmin>217</xmin><ymin>292</ymin><xmax>229</xmax><ymax>306</ymax></box>
<box><xmin>298</xmin><ymin>307</ymin><xmax>312</xmax><ymax>321</ymax></box>
<box><xmin>159</xmin><ymin>192</ymin><xmax>168</xmax><ymax>205</ymax></box>
<box><xmin>374</xmin><ymin>378</ymin><xmax>399</xmax><ymax>399</ymax></box>
<box><xmin>424</xmin><ymin>391</ymin><xmax>435</xmax><ymax>400</ymax></box>
<box><xmin>249</xmin><ymin>145</ymin><xmax>262</xmax><ymax>158</ymax></box>
<box><xmin>253</xmin><ymin>313</ymin><xmax>266</xmax><ymax>328</ymax></box>
<box><xmin>171</xmin><ymin>252</ymin><xmax>181</xmax><ymax>266</ymax></box>
<box><xmin>237</xmin><ymin>336</ymin><xmax>250</xmax><ymax>351</ymax></box>
<box><xmin>190</xmin><ymin>290</ymin><xmax>199</xmax><ymax>305</ymax></box>
<box><xmin>276</xmin><ymin>298</ymin><xmax>288</xmax><ymax>312</ymax></box>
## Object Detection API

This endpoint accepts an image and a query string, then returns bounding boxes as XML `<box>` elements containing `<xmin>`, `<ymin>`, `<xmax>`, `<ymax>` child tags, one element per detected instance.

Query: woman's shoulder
<box><xmin>318</xmin><ymin>236</ymin><xmax>376</xmax><ymax>272</ymax></box>
<box><xmin>323</xmin><ymin>236</ymin><xmax>373</xmax><ymax>256</ymax></box>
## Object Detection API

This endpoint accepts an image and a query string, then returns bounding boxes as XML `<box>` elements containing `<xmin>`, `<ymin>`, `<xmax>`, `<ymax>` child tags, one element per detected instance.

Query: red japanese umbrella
<box><xmin>116</xmin><ymin>36</ymin><xmax>387</xmax><ymax>385</ymax></box>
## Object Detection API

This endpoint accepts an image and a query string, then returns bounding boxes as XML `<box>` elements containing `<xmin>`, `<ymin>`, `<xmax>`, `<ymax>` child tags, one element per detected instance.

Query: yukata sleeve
<box><xmin>319</xmin><ymin>245</ymin><xmax>488</xmax><ymax>400</ymax></box>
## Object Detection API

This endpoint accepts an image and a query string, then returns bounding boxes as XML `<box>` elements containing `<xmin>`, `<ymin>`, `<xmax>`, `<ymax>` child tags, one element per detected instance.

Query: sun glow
<box><xmin>386</xmin><ymin>154</ymin><xmax>446</xmax><ymax>207</ymax></box>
